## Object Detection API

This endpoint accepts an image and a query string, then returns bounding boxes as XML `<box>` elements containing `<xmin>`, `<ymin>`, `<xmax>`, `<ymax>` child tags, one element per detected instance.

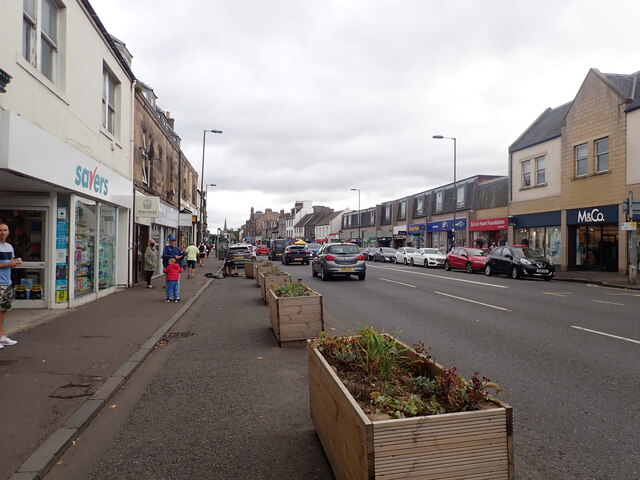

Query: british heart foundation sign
<box><xmin>469</xmin><ymin>217</ymin><xmax>508</xmax><ymax>232</ymax></box>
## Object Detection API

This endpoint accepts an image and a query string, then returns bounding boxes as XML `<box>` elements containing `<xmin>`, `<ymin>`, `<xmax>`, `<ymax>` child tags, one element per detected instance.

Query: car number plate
<box><xmin>537</xmin><ymin>269</ymin><xmax>548</xmax><ymax>273</ymax></box>
<box><xmin>234</xmin><ymin>256</ymin><xmax>243</xmax><ymax>259</ymax></box>
<box><xmin>339</xmin><ymin>267</ymin><xmax>355</xmax><ymax>272</ymax></box>
<box><xmin>294</xmin><ymin>258</ymin><xmax>303</xmax><ymax>261</ymax></box>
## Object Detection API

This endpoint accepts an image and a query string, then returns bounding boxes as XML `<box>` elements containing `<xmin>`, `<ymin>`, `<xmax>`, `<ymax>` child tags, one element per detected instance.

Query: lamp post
<box><xmin>200</xmin><ymin>129</ymin><xmax>222</xmax><ymax>242</ymax></box>
<box><xmin>350</xmin><ymin>188</ymin><xmax>361</xmax><ymax>245</ymax></box>
<box><xmin>203</xmin><ymin>183</ymin><xmax>216</xmax><ymax>241</ymax></box>
<box><xmin>433</xmin><ymin>135</ymin><xmax>456</xmax><ymax>249</ymax></box>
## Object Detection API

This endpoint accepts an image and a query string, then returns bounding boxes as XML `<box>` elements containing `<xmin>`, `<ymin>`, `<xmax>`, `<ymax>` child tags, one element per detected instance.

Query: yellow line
<box><xmin>379</xmin><ymin>278</ymin><xmax>416</xmax><ymax>288</ymax></box>
<box><xmin>592</xmin><ymin>299</ymin><xmax>625</xmax><ymax>306</ymax></box>
<box><xmin>434</xmin><ymin>291</ymin><xmax>510</xmax><ymax>311</ymax></box>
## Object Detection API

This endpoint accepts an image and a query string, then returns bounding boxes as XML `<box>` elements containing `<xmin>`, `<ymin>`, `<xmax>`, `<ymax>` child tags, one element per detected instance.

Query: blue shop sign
<box><xmin>427</xmin><ymin>218</ymin><xmax>467</xmax><ymax>232</ymax></box>
<box><xmin>567</xmin><ymin>205</ymin><xmax>618</xmax><ymax>225</ymax></box>
<box><xmin>511</xmin><ymin>211</ymin><xmax>561</xmax><ymax>228</ymax></box>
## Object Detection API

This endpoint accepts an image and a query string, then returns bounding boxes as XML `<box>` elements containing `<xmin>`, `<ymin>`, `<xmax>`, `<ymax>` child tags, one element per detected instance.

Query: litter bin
<box><xmin>218</xmin><ymin>249</ymin><xmax>227</xmax><ymax>260</ymax></box>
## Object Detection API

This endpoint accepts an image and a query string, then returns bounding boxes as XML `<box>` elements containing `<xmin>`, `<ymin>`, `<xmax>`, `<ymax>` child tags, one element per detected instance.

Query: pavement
<box><xmin>1</xmin><ymin>261</ymin><xmax>639</xmax><ymax>479</ymax></box>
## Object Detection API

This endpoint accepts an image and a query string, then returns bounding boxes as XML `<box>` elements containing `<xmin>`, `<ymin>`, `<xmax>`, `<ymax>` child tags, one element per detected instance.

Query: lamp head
<box><xmin>433</xmin><ymin>135</ymin><xmax>444</xmax><ymax>139</ymax></box>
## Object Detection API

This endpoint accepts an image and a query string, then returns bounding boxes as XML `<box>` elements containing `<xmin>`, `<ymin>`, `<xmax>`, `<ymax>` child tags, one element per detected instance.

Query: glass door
<box><xmin>0</xmin><ymin>209</ymin><xmax>48</xmax><ymax>307</ymax></box>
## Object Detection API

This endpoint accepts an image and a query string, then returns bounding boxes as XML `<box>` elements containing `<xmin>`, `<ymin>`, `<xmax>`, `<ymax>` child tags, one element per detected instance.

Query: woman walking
<box><xmin>144</xmin><ymin>239</ymin><xmax>158</xmax><ymax>288</ymax></box>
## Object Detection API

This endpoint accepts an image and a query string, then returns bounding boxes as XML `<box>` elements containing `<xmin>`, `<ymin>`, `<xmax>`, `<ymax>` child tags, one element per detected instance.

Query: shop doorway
<box><xmin>135</xmin><ymin>225</ymin><xmax>150</xmax><ymax>284</ymax></box>
<box><xmin>573</xmin><ymin>225</ymin><xmax>618</xmax><ymax>271</ymax></box>
<box><xmin>0</xmin><ymin>208</ymin><xmax>48</xmax><ymax>307</ymax></box>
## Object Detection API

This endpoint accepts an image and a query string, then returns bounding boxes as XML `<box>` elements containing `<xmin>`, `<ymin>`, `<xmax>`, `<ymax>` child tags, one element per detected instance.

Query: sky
<box><xmin>91</xmin><ymin>0</ymin><xmax>640</xmax><ymax>233</ymax></box>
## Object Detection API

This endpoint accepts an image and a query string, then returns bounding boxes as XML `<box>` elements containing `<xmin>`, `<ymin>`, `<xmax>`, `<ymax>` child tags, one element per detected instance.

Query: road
<box><xmin>297</xmin><ymin>260</ymin><xmax>640</xmax><ymax>480</ymax></box>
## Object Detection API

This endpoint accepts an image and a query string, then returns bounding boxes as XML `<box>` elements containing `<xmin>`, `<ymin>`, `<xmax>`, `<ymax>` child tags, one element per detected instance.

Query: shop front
<box><xmin>567</xmin><ymin>205</ymin><xmax>619</xmax><ymax>271</ymax></box>
<box><xmin>427</xmin><ymin>218</ymin><xmax>467</xmax><ymax>250</ymax></box>
<box><xmin>392</xmin><ymin>227</ymin><xmax>407</xmax><ymax>249</ymax></box>
<box><xmin>407</xmin><ymin>223</ymin><xmax>425</xmax><ymax>248</ymax></box>
<box><xmin>510</xmin><ymin>211</ymin><xmax>561</xmax><ymax>266</ymax></box>
<box><xmin>469</xmin><ymin>217</ymin><xmax>508</xmax><ymax>250</ymax></box>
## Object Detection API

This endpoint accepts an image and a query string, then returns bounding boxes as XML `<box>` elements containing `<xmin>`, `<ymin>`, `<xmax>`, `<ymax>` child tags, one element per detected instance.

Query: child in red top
<box><xmin>163</xmin><ymin>257</ymin><xmax>182</xmax><ymax>302</ymax></box>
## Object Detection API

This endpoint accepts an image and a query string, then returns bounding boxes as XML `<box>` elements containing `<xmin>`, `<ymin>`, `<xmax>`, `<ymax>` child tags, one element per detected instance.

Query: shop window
<box><xmin>75</xmin><ymin>199</ymin><xmax>96</xmax><ymax>297</ymax></box>
<box><xmin>595</xmin><ymin>137</ymin><xmax>609</xmax><ymax>172</ymax></box>
<box><xmin>575</xmin><ymin>144</ymin><xmax>588</xmax><ymax>177</ymax></box>
<box><xmin>99</xmin><ymin>205</ymin><xmax>117</xmax><ymax>290</ymax></box>
<box><xmin>522</xmin><ymin>160</ymin><xmax>531</xmax><ymax>187</ymax></box>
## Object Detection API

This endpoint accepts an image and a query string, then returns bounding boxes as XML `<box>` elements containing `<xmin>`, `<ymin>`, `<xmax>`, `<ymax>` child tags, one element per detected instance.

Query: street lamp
<box><xmin>433</xmin><ymin>135</ymin><xmax>457</xmax><ymax>249</ymax></box>
<box><xmin>203</xmin><ymin>183</ymin><xmax>216</xmax><ymax>240</ymax></box>
<box><xmin>350</xmin><ymin>188</ymin><xmax>361</xmax><ymax>245</ymax></box>
<box><xmin>200</xmin><ymin>129</ymin><xmax>222</xmax><ymax>242</ymax></box>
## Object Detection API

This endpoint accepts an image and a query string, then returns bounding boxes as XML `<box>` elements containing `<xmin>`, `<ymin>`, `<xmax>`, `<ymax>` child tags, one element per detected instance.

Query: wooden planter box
<box><xmin>308</xmin><ymin>339</ymin><xmax>514</xmax><ymax>480</ymax></box>
<box><xmin>259</xmin><ymin>272</ymin><xmax>291</xmax><ymax>303</ymax></box>
<box><xmin>244</xmin><ymin>261</ymin><xmax>259</xmax><ymax>278</ymax></box>
<box><xmin>267</xmin><ymin>287</ymin><xmax>324</xmax><ymax>347</ymax></box>
<box><xmin>254</xmin><ymin>263</ymin><xmax>274</xmax><ymax>286</ymax></box>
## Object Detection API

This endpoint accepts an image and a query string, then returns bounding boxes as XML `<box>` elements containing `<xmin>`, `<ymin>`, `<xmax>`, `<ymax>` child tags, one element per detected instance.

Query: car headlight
<box><xmin>520</xmin><ymin>258</ymin><xmax>532</xmax><ymax>265</ymax></box>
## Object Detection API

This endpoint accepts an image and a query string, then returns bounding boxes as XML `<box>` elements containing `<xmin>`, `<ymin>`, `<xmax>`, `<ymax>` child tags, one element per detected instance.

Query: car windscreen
<box><xmin>404</xmin><ymin>248</ymin><xmax>416</xmax><ymax>253</ymax></box>
<box><xmin>381</xmin><ymin>248</ymin><xmax>395</xmax><ymax>253</ymax></box>
<box><xmin>306</xmin><ymin>243</ymin><xmax>320</xmax><ymax>249</ymax></box>
<box><xmin>228</xmin><ymin>247</ymin><xmax>249</xmax><ymax>253</ymax></box>
<box><xmin>466</xmin><ymin>248</ymin><xmax>487</xmax><ymax>257</ymax></box>
<box><xmin>423</xmin><ymin>249</ymin><xmax>439</xmax><ymax>254</ymax></box>
<box><xmin>513</xmin><ymin>247</ymin><xmax>544</xmax><ymax>259</ymax></box>
<box><xmin>288</xmin><ymin>246</ymin><xmax>306</xmax><ymax>251</ymax></box>
<box><xmin>327</xmin><ymin>245</ymin><xmax>359</xmax><ymax>254</ymax></box>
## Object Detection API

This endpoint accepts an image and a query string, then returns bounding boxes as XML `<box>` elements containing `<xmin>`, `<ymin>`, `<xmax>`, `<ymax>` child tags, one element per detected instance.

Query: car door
<box><xmin>498</xmin><ymin>247</ymin><xmax>512</xmax><ymax>274</ymax></box>
<box><xmin>450</xmin><ymin>248</ymin><xmax>462</xmax><ymax>269</ymax></box>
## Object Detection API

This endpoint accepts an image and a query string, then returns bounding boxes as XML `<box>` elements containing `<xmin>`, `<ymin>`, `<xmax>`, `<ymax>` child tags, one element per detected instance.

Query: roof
<box><xmin>509</xmin><ymin>102</ymin><xmax>571</xmax><ymax>153</ymax></box>
<box><xmin>602</xmin><ymin>70</ymin><xmax>640</xmax><ymax>112</ymax></box>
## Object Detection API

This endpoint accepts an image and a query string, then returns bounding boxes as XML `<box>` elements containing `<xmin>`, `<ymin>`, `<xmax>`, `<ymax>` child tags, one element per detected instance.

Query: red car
<box><xmin>255</xmin><ymin>244</ymin><xmax>269</xmax><ymax>256</ymax></box>
<box><xmin>445</xmin><ymin>247</ymin><xmax>488</xmax><ymax>273</ymax></box>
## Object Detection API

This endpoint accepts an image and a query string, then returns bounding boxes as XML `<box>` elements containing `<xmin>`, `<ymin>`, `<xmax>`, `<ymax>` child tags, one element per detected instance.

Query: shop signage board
<box><xmin>469</xmin><ymin>217</ymin><xmax>508</xmax><ymax>231</ymax></box>
<box><xmin>621</xmin><ymin>222</ymin><xmax>637</xmax><ymax>231</ymax></box>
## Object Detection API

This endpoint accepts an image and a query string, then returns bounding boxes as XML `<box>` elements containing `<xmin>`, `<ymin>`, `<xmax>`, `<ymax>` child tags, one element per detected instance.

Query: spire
<box><xmin>223</xmin><ymin>218</ymin><xmax>228</xmax><ymax>232</ymax></box>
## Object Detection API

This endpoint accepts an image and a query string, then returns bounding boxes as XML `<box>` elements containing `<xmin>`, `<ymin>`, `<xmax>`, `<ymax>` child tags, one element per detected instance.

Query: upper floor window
<box><xmin>382</xmin><ymin>204</ymin><xmax>392</xmax><ymax>224</ymax></box>
<box><xmin>102</xmin><ymin>66</ymin><xmax>119</xmax><ymax>136</ymax></box>
<box><xmin>575</xmin><ymin>144</ymin><xmax>588</xmax><ymax>177</ymax></box>
<box><xmin>522</xmin><ymin>160</ymin><xmax>531</xmax><ymax>187</ymax></box>
<box><xmin>456</xmin><ymin>184</ymin><xmax>465</xmax><ymax>208</ymax></box>
<box><xmin>535</xmin><ymin>156</ymin><xmax>546</xmax><ymax>185</ymax></box>
<box><xmin>23</xmin><ymin>0</ymin><xmax>60</xmax><ymax>83</ymax></box>
<box><xmin>595</xmin><ymin>137</ymin><xmax>609</xmax><ymax>172</ymax></box>
<box><xmin>435</xmin><ymin>191</ymin><xmax>443</xmax><ymax>212</ymax></box>
<box><xmin>397</xmin><ymin>201</ymin><xmax>407</xmax><ymax>221</ymax></box>
<box><xmin>368</xmin><ymin>210</ymin><xmax>375</xmax><ymax>225</ymax></box>
<box><xmin>413</xmin><ymin>195</ymin><xmax>425</xmax><ymax>216</ymax></box>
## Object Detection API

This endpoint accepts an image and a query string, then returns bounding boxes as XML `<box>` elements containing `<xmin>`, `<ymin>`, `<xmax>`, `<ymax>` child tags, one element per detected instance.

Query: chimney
<box><xmin>165</xmin><ymin>111</ymin><xmax>175</xmax><ymax>129</ymax></box>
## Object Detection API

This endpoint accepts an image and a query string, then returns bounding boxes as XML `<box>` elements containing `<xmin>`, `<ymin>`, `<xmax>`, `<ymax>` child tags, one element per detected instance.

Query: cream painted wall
<box><xmin>510</xmin><ymin>136</ymin><xmax>561</xmax><ymax>203</ymax></box>
<box><xmin>0</xmin><ymin>0</ymin><xmax>133</xmax><ymax>180</ymax></box>
<box><xmin>627</xmin><ymin>109</ymin><xmax>640</xmax><ymax>186</ymax></box>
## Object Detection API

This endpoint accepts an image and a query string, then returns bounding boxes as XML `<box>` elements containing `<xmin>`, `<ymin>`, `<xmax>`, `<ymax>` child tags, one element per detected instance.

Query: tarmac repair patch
<box><xmin>156</xmin><ymin>331</ymin><xmax>195</xmax><ymax>347</ymax></box>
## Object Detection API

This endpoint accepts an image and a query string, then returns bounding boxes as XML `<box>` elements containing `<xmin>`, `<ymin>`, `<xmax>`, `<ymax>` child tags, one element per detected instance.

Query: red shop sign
<box><xmin>469</xmin><ymin>217</ymin><xmax>508</xmax><ymax>231</ymax></box>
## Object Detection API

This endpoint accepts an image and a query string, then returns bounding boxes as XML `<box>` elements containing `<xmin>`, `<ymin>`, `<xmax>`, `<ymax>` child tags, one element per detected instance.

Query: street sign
<box><xmin>621</xmin><ymin>222</ymin><xmax>637</xmax><ymax>231</ymax></box>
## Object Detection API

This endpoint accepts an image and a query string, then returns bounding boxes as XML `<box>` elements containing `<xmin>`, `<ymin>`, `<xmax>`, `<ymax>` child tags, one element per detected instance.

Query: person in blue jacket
<box><xmin>162</xmin><ymin>236</ymin><xmax>184</xmax><ymax>267</ymax></box>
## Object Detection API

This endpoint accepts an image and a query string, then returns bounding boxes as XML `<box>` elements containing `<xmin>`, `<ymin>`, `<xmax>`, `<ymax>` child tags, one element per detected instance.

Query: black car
<box><xmin>484</xmin><ymin>246</ymin><xmax>555</xmax><ymax>281</ymax></box>
<box><xmin>282</xmin><ymin>244</ymin><xmax>310</xmax><ymax>265</ymax></box>
<box><xmin>224</xmin><ymin>244</ymin><xmax>253</xmax><ymax>268</ymax></box>
<box><xmin>268</xmin><ymin>239</ymin><xmax>289</xmax><ymax>261</ymax></box>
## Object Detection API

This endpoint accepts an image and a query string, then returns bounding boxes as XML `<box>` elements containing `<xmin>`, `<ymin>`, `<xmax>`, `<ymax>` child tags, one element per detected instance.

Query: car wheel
<box><xmin>465</xmin><ymin>262</ymin><xmax>473</xmax><ymax>274</ymax></box>
<box><xmin>357</xmin><ymin>272</ymin><xmax>366</xmax><ymax>281</ymax></box>
<box><xmin>382</xmin><ymin>257</ymin><xmax>386</xmax><ymax>263</ymax></box>
<box><xmin>392</xmin><ymin>258</ymin><xmax>396</xmax><ymax>264</ymax></box>
<box><xmin>304</xmin><ymin>261</ymin><xmax>309</xmax><ymax>265</ymax></box>
<box><xmin>444</xmin><ymin>261</ymin><xmax>451</xmax><ymax>271</ymax></box>
<box><xmin>543</xmin><ymin>276</ymin><xmax>552</xmax><ymax>281</ymax></box>
<box><xmin>511</xmin><ymin>266</ymin><xmax>520</xmax><ymax>279</ymax></box>
<box><xmin>485</xmin><ymin>265</ymin><xmax>492</xmax><ymax>276</ymax></box>
<box><xmin>403</xmin><ymin>258</ymin><xmax>407</xmax><ymax>265</ymax></box>
<box><xmin>424</xmin><ymin>261</ymin><xmax>428</xmax><ymax>268</ymax></box>
<box><xmin>312</xmin><ymin>266</ymin><xmax>318</xmax><ymax>277</ymax></box>
<box><xmin>321</xmin><ymin>266</ymin><xmax>331</xmax><ymax>281</ymax></box>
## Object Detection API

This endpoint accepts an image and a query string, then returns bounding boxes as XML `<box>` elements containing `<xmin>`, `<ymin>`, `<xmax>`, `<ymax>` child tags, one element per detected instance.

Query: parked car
<box><xmin>444</xmin><ymin>247</ymin><xmax>488</xmax><ymax>273</ymax></box>
<box><xmin>373</xmin><ymin>247</ymin><xmax>397</xmax><ymax>263</ymax></box>
<box><xmin>395</xmin><ymin>247</ymin><xmax>417</xmax><ymax>264</ymax></box>
<box><xmin>485</xmin><ymin>245</ymin><xmax>555</xmax><ymax>280</ymax></box>
<box><xmin>282</xmin><ymin>244</ymin><xmax>311</xmax><ymax>265</ymax></box>
<box><xmin>255</xmin><ymin>244</ymin><xmax>269</xmax><ymax>256</ymax></box>
<box><xmin>363</xmin><ymin>247</ymin><xmax>377</xmax><ymax>261</ymax></box>
<box><xmin>409</xmin><ymin>248</ymin><xmax>446</xmax><ymax>268</ymax></box>
<box><xmin>306</xmin><ymin>243</ymin><xmax>321</xmax><ymax>258</ymax></box>
<box><xmin>311</xmin><ymin>242</ymin><xmax>366</xmax><ymax>281</ymax></box>
<box><xmin>268</xmin><ymin>239</ymin><xmax>289</xmax><ymax>261</ymax></box>
<box><xmin>224</xmin><ymin>244</ymin><xmax>253</xmax><ymax>268</ymax></box>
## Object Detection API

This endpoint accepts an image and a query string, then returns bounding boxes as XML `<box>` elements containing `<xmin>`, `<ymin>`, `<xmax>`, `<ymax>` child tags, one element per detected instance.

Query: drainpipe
<box><xmin>129</xmin><ymin>79</ymin><xmax>137</xmax><ymax>287</ymax></box>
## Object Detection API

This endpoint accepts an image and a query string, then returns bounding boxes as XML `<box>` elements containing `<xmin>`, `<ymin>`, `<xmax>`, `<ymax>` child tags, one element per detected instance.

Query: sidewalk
<box><xmin>0</xmin><ymin>257</ymin><xmax>223</xmax><ymax>480</ymax></box>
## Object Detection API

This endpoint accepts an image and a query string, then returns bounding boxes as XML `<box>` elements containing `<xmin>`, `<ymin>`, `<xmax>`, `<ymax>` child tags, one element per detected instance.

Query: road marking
<box><xmin>592</xmin><ymin>299</ymin><xmax>625</xmax><ymax>306</ymax></box>
<box><xmin>368</xmin><ymin>264</ymin><xmax>508</xmax><ymax>288</ymax></box>
<box><xmin>434</xmin><ymin>291</ymin><xmax>510</xmax><ymax>311</ymax></box>
<box><xmin>570</xmin><ymin>326</ymin><xmax>640</xmax><ymax>345</ymax></box>
<box><xmin>379</xmin><ymin>278</ymin><xmax>416</xmax><ymax>288</ymax></box>
<box><xmin>543</xmin><ymin>291</ymin><xmax>573</xmax><ymax>297</ymax></box>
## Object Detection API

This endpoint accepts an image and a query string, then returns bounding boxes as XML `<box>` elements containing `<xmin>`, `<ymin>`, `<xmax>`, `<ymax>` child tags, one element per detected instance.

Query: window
<box><xmin>595</xmin><ymin>137</ymin><xmax>608</xmax><ymax>172</ymax></box>
<box><xmin>382</xmin><ymin>204</ymin><xmax>391</xmax><ymax>224</ymax></box>
<box><xmin>436</xmin><ymin>191</ymin><xmax>443</xmax><ymax>212</ymax></box>
<box><xmin>102</xmin><ymin>66</ymin><xmax>118</xmax><ymax>136</ymax></box>
<box><xmin>522</xmin><ymin>160</ymin><xmax>531</xmax><ymax>187</ymax></box>
<box><xmin>397</xmin><ymin>201</ymin><xmax>406</xmax><ymax>220</ymax></box>
<box><xmin>535</xmin><ymin>156</ymin><xmax>546</xmax><ymax>185</ymax></box>
<box><xmin>575</xmin><ymin>144</ymin><xmax>588</xmax><ymax>176</ymax></box>
<box><xmin>414</xmin><ymin>195</ymin><xmax>424</xmax><ymax>216</ymax></box>
<box><xmin>456</xmin><ymin>184</ymin><xmax>465</xmax><ymax>208</ymax></box>
<box><xmin>22</xmin><ymin>0</ymin><xmax>60</xmax><ymax>83</ymax></box>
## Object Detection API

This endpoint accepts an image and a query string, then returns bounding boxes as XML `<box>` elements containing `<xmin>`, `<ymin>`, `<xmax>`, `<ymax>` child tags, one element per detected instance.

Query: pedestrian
<box><xmin>185</xmin><ymin>241</ymin><xmax>200</xmax><ymax>279</ymax></box>
<box><xmin>198</xmin><ymin>242</ymin><xmax>207</xmax><ymax>267</ymax></box>
<box><xmin>163</xmin><ymin>257</ymin><xmax>182</xmax><ymax>302</ymax></box>
<box><xmin>143</xmin><ymin>239</ymin><xmax>158</xmax><ymax>288</ymax></box>
<box><xmin>162</xmin><ymin>236</ymin><xmax>184</xmax><ymax>267</ymax></box>
<box><xmin>0</xmin><ymin>223</ymin><xmax>21</xmax><ymax>349</ymax></box>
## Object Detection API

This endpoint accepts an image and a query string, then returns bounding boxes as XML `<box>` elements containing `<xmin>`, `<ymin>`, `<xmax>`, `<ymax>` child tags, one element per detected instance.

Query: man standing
<box><xmin>0</xmin><ymin>223</ymin><xmax>21</xmax><ymax>349</ymax></box>
<box><xmin>185</xmin><ymin>242</ymin><xmax>200</xmax><ymax>279</ymax></box>
<box><xmin>162</xmin><ymin>236</ymin><xmax>184</xmax><ymax>267</ymax></box>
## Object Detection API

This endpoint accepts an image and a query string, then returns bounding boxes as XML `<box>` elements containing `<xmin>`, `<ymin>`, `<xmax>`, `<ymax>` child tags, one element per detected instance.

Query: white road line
<box><xmin>543</xmin><ymin>291</ymin><xmax>572</xmax><ymax>297</ymax></box>
<box><xmin>570</xmin><ymin>326</ymin><xmax>640</xmax><ymax>345</ymax></box>
<box><xmin>592</xmin><ymin>299</ymin><xmax>625</xmax><ymax>306</ymax></box>
<box><xmin>368</xmin><ymin>264</ymin><xmax>508</xmax><ymax>288</ymax></box>
<box><xmin>379</xmin><ymin>278</ymin><xmax>416</xmax><ymax>288</ymax></box>
<box><xmin>434</xmin><ymin>291</ymin><xmax>510</xmax><ymax>311</ymax></box>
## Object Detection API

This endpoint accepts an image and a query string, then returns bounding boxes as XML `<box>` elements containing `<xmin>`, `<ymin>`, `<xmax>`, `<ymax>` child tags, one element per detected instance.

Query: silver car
<box><xmin>311</xmin><ymin>243</ymin><xmax>366</xmax><ymax>281</ymax></box>
<box><xmin>409</xmin><ymin>248</ymin><xmax>446</xmax><ymax>267</ymax></box>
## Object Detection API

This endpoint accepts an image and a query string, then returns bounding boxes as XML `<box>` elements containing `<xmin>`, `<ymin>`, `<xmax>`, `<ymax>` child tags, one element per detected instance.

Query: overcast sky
<box><xmin>92</xmin><ymin>0</ymin><xmax>639</xmax><ymax>232</ymax></box>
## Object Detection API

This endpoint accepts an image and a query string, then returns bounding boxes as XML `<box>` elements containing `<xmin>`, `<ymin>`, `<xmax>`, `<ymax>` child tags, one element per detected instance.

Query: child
<box><xmin>163</xmin><ymin>257</ymin><xmax>182</xmax><ymax>302</ymax></box>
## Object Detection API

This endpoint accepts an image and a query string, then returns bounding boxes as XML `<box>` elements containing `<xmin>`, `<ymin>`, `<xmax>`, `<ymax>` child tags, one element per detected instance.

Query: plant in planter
<box><xmin>308</xmin><ymin>327</ymin><xmax>513</xmax><ymax>480</ymax></box>
<box><xmin>267</xmin><ymin>280</ymin><xmax>324</xmax><ymax>347</ymax></box>
<box><xmin>259</xmin><ymin>266</ymin><xmax>291</xmax><ymax>303</ymax></box>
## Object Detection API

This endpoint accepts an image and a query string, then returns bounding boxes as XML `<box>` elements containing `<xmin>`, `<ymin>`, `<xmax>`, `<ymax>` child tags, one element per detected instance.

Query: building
<box><xmin>0</xmin><ymin>0</ymin><xmax>135</xmax><ymax>308</ymax></box>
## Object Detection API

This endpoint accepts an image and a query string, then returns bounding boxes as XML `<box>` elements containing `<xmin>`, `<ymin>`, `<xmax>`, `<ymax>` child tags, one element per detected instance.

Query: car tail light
<box><xmin>325</xmin><ymin>255</ymin><xmax>337</xmax><ymax>261</ymax></box>
<box><xmin>355</xmin><ymin>254</ymin><xmax>365</xmax><ymax>261</ymax></box>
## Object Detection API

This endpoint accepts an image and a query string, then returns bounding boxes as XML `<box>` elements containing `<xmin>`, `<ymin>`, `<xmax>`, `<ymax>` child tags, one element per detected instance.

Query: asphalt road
<box><xmin>299</xmin><ymin>260</ymin><xmax>640</xmax><ymax>480</ymax></box>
